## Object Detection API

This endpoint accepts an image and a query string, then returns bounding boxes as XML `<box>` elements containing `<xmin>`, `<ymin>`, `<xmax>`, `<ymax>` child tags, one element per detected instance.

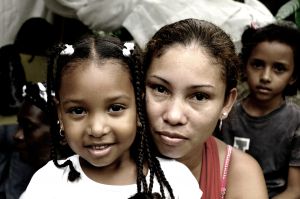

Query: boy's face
<box><xmin>14</xmin><ymin>101</ymin><xmax>51</xmax><ymax>169</ymax></box>
<box><xmin>246</xmin><ymin>41</ymin><xmax>295</xmax><ymax>102</ymax></box>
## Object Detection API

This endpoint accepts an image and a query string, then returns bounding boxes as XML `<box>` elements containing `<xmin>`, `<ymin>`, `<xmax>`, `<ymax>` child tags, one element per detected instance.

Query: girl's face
<box><xmin>246</xmin><ymin>41</ymin><xmax>295</xmax><ymax>103</ymax></box>
<box><xmin>145</xmin><ymin>44</ymin><xmax>236</xmax><ymax>162</ymax></box>
<box><xmin>57</xmin><ymin>60</ymin><xmax>137</xmax><ymax>170</ymax></box>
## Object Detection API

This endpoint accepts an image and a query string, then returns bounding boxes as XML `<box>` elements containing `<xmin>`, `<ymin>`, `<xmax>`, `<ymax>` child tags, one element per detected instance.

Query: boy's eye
<box><xmin>250</xmin><ymin>60</ymin><xmax>264</xmax><ymax>69</ymax></box>
<box><xmin>109</xmin><ymin>104</ymin><xmax>125</xmax><ymax>112</ymax></box>
<box><xmin>19</xmin><ymin>122</ymin><xmax>36</xmax><ymax>134</ymax></box>
<box><xmin>273</xmin><ymin>63</ymin><xmax>286</xmax><ymax>73</ymax></box>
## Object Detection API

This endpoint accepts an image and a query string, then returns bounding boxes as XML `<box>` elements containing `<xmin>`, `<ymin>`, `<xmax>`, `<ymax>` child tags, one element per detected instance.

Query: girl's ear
<box><xmin>221</xmin><ymin>88</ymin><xmax>237</xmax><ymax>119</ymax></box>
<box><xmin>55</xmin><ymin>97</ymin><xmax>62</xmax><ymax>121</ymax></box>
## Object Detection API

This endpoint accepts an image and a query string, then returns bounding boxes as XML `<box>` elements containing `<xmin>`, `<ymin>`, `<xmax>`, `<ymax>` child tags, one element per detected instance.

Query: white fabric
<box><xmin>44</xmin><ymin>0</ymin><xmax>138</xmax><ymax>31</ymax></box>
<box><xmin>0</xmin><ymin>0</ymin><xmax>51</xmax><ymax>47</ymax></box>
<box><xmin>122</xmin><ymin>0</ymin><xmax>275</xmax><ymax>50</ymax></box>
<box><xmin>20</xmin><ymin>155</ymin><xmax>202</xmax><ymax>199</ymax></box>
<box><xmin>43</xmin><ymin>0</ymin><xmax>275</xmax><ymax>51</ymax></box>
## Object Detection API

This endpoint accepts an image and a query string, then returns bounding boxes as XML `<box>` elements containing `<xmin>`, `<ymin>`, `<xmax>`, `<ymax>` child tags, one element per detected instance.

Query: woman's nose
<box><xmin>162</xmin><ymin>98</ymin><xmax>187</xmax><ymax>125</ymax></box>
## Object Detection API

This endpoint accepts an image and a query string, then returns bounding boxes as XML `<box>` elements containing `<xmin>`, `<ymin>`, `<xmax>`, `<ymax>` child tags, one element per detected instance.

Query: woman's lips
<box><xmin>157</xmin><ymin>131</ymin><xmax>187</xmax><ymax>146</ymax></box>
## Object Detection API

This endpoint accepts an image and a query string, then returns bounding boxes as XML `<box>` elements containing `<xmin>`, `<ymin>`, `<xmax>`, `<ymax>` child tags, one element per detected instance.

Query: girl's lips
<box><xmin>87</xmin><ymin>144</ymin><xmax>112</xmax><ymax>158</ymax></box>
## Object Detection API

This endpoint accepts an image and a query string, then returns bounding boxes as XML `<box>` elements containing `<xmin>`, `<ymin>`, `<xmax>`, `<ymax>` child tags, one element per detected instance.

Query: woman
<box><xmin>143</xmin><ymin>18</ymin><xmax>268</xmax><ymax>198</ymax></box>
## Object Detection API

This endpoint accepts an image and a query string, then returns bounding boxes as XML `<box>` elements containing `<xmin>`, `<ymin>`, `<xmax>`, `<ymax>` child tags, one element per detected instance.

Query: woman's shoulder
<box><xmin>215</xmin><ymin>138</ymin><xmax>268</xmax><ymax>198</ymax></box>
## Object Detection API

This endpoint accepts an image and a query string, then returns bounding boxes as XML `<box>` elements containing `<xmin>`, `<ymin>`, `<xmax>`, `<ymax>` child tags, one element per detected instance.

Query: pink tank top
<box><xmin>200</xmin><ymin>136</ymin><xmax>233</xmax><ymax>199</ymax></box>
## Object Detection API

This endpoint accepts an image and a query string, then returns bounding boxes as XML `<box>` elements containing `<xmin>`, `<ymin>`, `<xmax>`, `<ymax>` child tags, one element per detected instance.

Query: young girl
<box><xmin>217</xmin><ymin>21</ymin><xmax>300</xmax><ymax>198</ymax></box>
<box><xmin>20</xmin><ymin>34</ymin><xmax>201</xmax><ymax>198</ymax></box>
<box><xmin>144</xmin><ymin>18</ymin><xmax>268</xmax><ymax>199</ymax></box>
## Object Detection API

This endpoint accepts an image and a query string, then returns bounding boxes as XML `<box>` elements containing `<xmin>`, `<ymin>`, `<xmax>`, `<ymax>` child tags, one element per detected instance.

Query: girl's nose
<box><xmin>162</xmin><ymin>98</ymin><xmax>187</xmax><ymax>125</ymax></box>
<box><xmin>88</xmin><ymin>114</ymin><xmax>111</xmax><ymax>137</ymax></box>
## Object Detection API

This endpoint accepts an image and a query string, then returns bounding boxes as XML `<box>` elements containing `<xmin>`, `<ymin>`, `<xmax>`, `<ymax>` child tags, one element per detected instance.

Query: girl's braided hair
<box><xmin>46</xmin><ymin>33</ymin><xmax>174</xmax><ymax>199</ymax></box>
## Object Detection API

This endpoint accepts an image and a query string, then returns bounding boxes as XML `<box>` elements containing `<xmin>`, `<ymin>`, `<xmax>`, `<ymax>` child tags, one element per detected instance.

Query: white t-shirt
<box><xmin>20</xmin><ymin>155</ymin><xmax>202</xmax><ymax>198</ymax></box>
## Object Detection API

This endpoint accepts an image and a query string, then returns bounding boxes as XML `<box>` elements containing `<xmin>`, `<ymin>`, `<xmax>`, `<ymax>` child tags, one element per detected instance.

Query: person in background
<box><xmin>21</xmin><ymin>34</ymin><xmax>202</xmax><ymax>198</ymax></box>
<box><xmin>143</xmin><ymin>18</ymin><xmax>268</xmax><ymax>199</ymax></box>
<box><xmin>216</xmin><ymin>21</ymin><xmax>300</xmax><ymax>198</ymax></box>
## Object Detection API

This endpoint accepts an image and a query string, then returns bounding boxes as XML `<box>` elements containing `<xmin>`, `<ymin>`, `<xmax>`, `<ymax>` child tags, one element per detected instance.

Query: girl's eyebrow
<box><xmin>60</xmin><ymin>94</ymin><xmax>132</xmax><ymax>105</ymax></box>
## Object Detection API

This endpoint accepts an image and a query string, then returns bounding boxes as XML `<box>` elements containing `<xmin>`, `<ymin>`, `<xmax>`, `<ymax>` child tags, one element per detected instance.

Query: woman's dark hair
<box><xmin>46</xmin><ymin>33</ymin><xmax>174</xmax><ymax>198</ymax></box>
<box><xmin>143</xmin><ymin>18</ymin><xmax>240</xmax><ymax>98</ymax></box>
<box><xmin>240</xmin><ymin>21</ymin><xmax>300</xmax><ymax>96</ymax></box>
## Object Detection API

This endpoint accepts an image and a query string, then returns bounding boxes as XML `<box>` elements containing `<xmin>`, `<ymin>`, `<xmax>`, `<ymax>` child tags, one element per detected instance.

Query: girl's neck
<box><xmin>79</xmin><ymin>155</ymin><xmax>138</xmax><ymax>185</ymax></box>
<box><xmin>242</xmin><ymin>94</ymin><xmax>285</xmax><ymax>117</ymax></box>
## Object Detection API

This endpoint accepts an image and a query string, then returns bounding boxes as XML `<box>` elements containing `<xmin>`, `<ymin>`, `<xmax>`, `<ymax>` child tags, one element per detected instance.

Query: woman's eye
<box><xmin>109</xmin><ymin>104</ymin><xmax>125</xmax><ymax>112</ymax></box>
<box><xmin>153</xmin><ymin>85</ymin><xmax>168</xmax><ymax>94</ymax></box>
<box><xmin>193</xmin><ymin>93</ymin><xmax>208</xmax><ymax>101</ymax></box>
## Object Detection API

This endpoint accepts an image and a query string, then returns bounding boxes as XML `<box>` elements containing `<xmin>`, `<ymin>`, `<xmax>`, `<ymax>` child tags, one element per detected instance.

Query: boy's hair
<box><xmin>47</xmin><ymin>33</ymin><xmax>174</xmax><ymax>198</ymax></box>
<box><xmin>240</xmin><ymin>21</ymin><xmax>300</xmax><ymax>96</ymax></box>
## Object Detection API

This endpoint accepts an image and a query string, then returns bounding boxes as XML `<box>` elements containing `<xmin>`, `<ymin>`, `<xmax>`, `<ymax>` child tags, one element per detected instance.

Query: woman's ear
<box><xmin>221</xmin><ymin>88</ymin><xmax>237</xmax><ymax>119</ymax></box>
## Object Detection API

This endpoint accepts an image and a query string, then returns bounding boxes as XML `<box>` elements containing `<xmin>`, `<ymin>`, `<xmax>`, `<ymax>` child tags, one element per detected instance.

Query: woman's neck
<box><xmin>177</xmin><ymin>144</ymin><xmax>203</xmax><ymax>178</ymax></box>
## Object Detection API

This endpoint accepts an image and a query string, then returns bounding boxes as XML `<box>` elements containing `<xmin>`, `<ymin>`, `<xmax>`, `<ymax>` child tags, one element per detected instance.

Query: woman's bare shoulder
<box><xmin>215</xmin><ymin>138</ymin><xmax>268</xmax><ymax>199</ymax></box>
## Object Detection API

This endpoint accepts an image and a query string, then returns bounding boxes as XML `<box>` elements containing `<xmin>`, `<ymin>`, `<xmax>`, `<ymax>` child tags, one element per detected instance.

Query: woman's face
<box><xmin>145</xmin><ymin>44</ymin><xmax>235</xmax><ymax>161</ymax></box>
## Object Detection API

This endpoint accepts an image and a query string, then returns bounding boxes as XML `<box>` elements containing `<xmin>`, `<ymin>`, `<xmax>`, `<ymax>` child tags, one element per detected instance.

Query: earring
<box><xmin>219</xmin><ymin>113</ymin><xmax>227</xmax><ymax>131</ymax></box>
<box><xmin>58</xmin><ymin>120</ymin><xmax>64</xmax><ymax>137</ymax></box>
<box><xmin>59</xmin><ymin>126</ymin><xmax>64</xmax><ymax>137</ymax></box>
<box><xmin>219</xmin><ymin>119</ymin><xmax>223</xmax><ymax>132</ymax></box>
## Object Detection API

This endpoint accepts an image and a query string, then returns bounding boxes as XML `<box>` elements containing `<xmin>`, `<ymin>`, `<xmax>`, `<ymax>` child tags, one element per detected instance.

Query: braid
<box><xmin>129</xmin><ymin>45</ymin><xmax>175</xmax><ymax>198</ymax></box>
<box><xmin>46</xmin><ymin>43</ymin><xmax>80</xmax><ymax>182</ymax></box>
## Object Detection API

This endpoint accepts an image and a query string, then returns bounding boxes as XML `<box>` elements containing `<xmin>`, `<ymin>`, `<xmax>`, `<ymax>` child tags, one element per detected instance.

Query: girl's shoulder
<box><xmin>155</xmin><ymin>157</ymin><xmax>202</xmax><ymax>198</ymax></box>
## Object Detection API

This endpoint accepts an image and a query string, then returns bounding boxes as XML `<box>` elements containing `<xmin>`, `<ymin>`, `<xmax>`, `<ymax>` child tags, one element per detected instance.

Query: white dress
<box><xmin>20</xmin><ymin>155</ymin><xmax>202</xmax><ymax>199</ymax></box>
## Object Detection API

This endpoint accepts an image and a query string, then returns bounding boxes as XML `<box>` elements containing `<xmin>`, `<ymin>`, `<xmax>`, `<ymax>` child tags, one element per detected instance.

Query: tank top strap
<box><xmin>220</xmin><ymin>145</ymin><xmax>233</xmax><ymax>199</ymax></box>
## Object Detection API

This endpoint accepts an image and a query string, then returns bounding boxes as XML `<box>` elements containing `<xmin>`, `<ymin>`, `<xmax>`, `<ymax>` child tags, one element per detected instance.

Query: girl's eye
<box><xmin>68</xmin><ymin>107</ymin><xmax>86</xmax><ymax>116</ymax></box>
<box><xmin>108</xmin><ymin>104</ymin><xmax>125</xmax><ymax>112</ymax></box>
